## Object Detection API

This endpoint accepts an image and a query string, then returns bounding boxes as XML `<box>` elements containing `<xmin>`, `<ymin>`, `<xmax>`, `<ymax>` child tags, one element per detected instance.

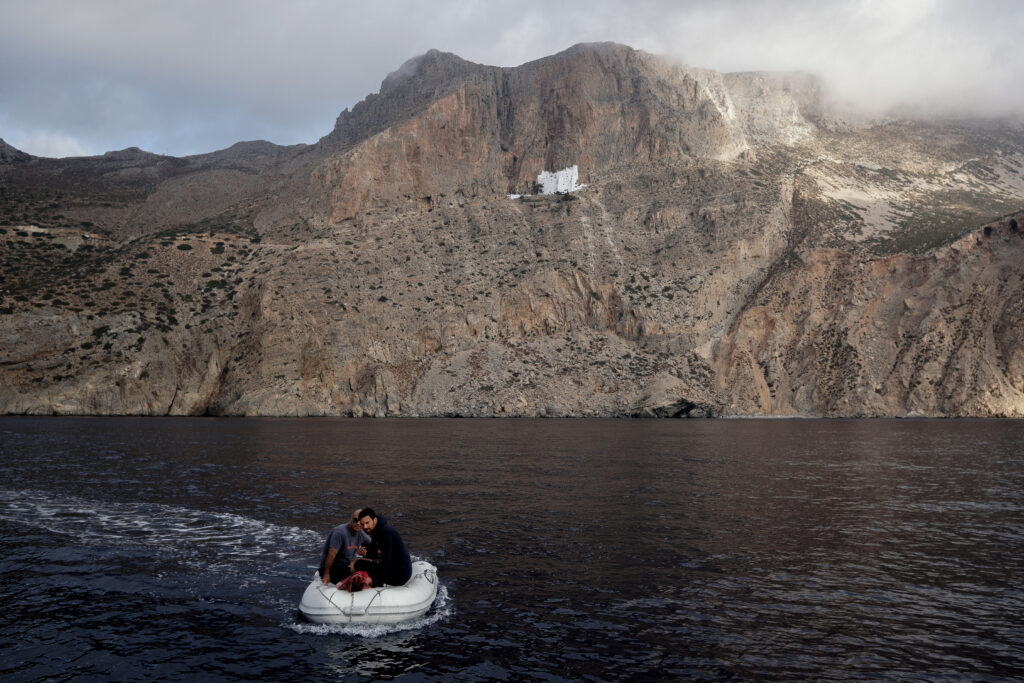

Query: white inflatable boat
<box><xmin>298</xmin><ymin>560</ymin><xmax>438</xmax><ymax>625</ymax></box>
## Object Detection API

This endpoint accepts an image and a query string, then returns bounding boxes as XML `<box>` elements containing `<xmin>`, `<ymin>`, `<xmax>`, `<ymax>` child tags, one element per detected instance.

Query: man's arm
<box><xmin>357</xmin><ymin>530</ymin><xmax>371</xmax><ymax>556</ymax></box>
<box><xmin>378</xmin><ymin>530</ymin><xmax>394</xmax><ymax>570</ymax></box>
<box><xmin>322</xmin><ymin>547</ymin><xmax>339</xmax><ymax>585</ymax></box>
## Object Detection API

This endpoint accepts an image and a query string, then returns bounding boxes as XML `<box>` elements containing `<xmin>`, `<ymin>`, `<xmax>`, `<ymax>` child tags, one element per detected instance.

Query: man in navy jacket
<box><xmin>349</xmin><ymin>507</ymin><xmax>413</xmax><ymax>587</ymax></box>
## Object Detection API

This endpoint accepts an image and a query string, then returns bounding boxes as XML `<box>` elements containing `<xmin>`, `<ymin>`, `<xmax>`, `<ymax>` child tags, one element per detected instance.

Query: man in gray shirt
<box><xmin>319</xmin><ymin>508</ymin><xmax>371</xmax><ymax>585</ymax></box>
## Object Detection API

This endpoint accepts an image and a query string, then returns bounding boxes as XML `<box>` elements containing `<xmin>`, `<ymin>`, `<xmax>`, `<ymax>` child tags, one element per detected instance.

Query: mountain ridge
<box><xmin>2</xmin><ymin>43</ymin><xmax>1024</xmax><ymax>417</ymax></box>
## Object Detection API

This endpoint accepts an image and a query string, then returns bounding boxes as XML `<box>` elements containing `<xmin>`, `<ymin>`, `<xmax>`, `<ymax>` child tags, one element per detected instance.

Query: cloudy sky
<box><xmin>2</xmin><ymin>0</ymin><xmax>1021</xmax><ymax>158</ymax></box>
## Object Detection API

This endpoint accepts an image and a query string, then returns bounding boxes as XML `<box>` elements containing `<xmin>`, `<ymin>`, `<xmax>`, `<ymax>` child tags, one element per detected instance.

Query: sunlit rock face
<box><xmin>2</xmin><ymin>43</ymin><xmax>1024</xmax><ymax>417</ymax></box>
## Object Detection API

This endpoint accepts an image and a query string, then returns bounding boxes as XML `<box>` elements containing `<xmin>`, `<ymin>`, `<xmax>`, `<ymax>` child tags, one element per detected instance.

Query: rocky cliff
<box><xmin>2</xmin><ymin>43</ymin><xmax>1023</xmax><ymax>416</ymax></box>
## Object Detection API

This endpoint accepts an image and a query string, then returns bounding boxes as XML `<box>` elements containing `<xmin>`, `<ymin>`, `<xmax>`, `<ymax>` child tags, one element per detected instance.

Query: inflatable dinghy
<box><xmin>299</xmin><ymin>560</ymin><xmax>438</xmax><ymax>624</ymax></box>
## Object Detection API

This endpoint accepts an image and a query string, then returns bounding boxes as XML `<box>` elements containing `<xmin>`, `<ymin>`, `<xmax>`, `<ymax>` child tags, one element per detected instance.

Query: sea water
<box><xmin>1</xmin><ymin>417</ymin><xmax>1021</xmax><ymax>680</ymax></box>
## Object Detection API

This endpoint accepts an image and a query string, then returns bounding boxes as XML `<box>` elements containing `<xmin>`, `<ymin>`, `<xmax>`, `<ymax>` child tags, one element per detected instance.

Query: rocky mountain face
<box><xmin>2</xmin><ymin>43</ymin><xmax>1023</xmax><ymax>417</ymax></box>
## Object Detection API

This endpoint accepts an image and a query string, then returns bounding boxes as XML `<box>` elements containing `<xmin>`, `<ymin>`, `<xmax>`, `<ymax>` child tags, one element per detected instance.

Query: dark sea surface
<box><xmin>0</xmin><ymin>417</ymin><xmax>1022</xmax><ymax>681</ymax></box>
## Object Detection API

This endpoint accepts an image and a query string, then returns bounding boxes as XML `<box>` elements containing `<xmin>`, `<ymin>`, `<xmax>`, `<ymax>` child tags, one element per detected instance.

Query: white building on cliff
<box><xmin>509</xmin><ymin>165</ymin><xmax>586</xmax><ymax>198</ymax></box>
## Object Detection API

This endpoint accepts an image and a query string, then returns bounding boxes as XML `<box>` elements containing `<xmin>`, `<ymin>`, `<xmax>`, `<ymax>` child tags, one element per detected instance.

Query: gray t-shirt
<box><xmin>319</xmin><ymin>523</ymin><xmax>371</xmax><ymax>567</ymax></box>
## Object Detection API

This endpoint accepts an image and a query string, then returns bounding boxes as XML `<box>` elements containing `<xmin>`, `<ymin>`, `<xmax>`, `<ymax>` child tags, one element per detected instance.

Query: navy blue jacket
<box><xmin>367</xmin><ymin>516</ymin><xmax>413</xmax><ymax>586</ymax></box>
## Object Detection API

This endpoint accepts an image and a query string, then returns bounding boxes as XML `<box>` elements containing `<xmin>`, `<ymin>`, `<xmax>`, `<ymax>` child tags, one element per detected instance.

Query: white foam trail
<box><xmin>286</xmin><ymin>583</ymin><xmax>452</xmax><ymax>637</ymax></box>
<box><xmin>1</xmin><ymin>488</ymin><xmax>450</xmax><ymax>626</ymax></box>
<box><xmin>0</xmin><ymin>488</ymin><xmax>321</xmax><ymax>570</ymax></box>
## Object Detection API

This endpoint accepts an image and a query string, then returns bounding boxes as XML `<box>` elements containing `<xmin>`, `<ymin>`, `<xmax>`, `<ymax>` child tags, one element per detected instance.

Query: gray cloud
<box><xmin>2</xmin><ymin>0</ymin><xmax>1021</xmax><ymax>157</ymax></box>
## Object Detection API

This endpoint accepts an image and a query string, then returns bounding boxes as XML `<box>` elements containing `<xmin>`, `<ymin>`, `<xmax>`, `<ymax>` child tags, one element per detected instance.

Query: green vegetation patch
<box><xmin>869</xmin><ymin>189</ymin><xmax>1021</xmax><ymax>255</ymax></box>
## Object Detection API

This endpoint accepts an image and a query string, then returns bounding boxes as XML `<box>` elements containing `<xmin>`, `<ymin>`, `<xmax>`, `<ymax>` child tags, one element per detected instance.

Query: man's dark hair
<box><xmin>358</xmin><ymin>507</ymin><xmax>377</xmax><ymax>520</ymax></box>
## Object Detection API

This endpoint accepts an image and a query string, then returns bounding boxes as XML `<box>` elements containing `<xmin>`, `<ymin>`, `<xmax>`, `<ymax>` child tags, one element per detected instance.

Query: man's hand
<box><xmin>356</xmin><ymin>547</ymin><xmax>367</xmax><ymax>557</ymax></box>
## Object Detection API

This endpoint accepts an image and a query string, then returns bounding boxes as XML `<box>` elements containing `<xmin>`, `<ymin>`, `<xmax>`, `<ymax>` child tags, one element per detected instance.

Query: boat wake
<box><xmin>0</xmin><ymin>488</ymin><xmax>321</xmax><ymax>571</ymax></box>
<box><xmin>0</xmin><ymin>487</ymin><xmax>451</xmax><ymax>633</ymax></box>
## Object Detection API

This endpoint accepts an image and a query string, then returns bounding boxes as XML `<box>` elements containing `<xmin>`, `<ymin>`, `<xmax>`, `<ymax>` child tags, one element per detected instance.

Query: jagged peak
<box><xmin>379</xmin><ymin>49</ymin><xmax>483</xmax><ymax>95</ymax></box>
<box><xmin>561</xmin><ymin>41</ymin><xmax>637</xmax><ymax>58</ymax></box>
<box><xmin>515</xmin><ymin>41</ymin><xmax>645</xmax><ymax>72</ymax></box>
<box><xmin>0</xmin><ymin>137</ymin><xmax>32</xmax><ymax>162</ymax></box>
<box><xmin>320</xmin><ymin>41</ymin><xmax>839</xmax><ymax>160</ymax></box>
<box><xmin>323</xmin><ymin>49</ymin><xmax>490</xmax><ymax>151</ymax></box>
